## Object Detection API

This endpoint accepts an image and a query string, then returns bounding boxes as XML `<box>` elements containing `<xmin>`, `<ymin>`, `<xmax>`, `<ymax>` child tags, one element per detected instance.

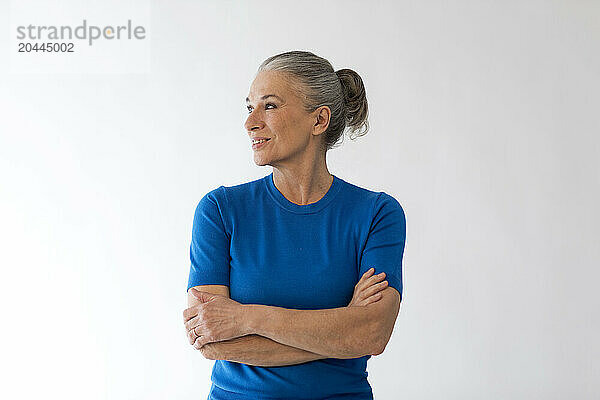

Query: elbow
<box><xmin>368</xmin><ymin>321</ymin><xmax>392</xmax><ymax>356</ymax></box>
<box><xmin>370</xmin><ymin>338</ymin><xmax>387</xmax><ymax>356</ymax></box>
<box><xmin>338</xmin><ymin>332</ymin><xmax>380</xmax><ymax>359</ymax></box>
<box><xmin>343</xmin><ymin>304</ymin><xmax>397</xmax><ymax>358</ymax></box>
<box><xmin>345</xmin><ymin>321</ymin><xmax>388</xmax><ymax>358</ymax></box>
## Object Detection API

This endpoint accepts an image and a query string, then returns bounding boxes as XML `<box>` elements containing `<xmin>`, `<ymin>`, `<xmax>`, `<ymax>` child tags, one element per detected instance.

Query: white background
<box><xmin>1</xmin><ymin>1</ymin><xmax>599</xmax><ymax>399</ymax></box>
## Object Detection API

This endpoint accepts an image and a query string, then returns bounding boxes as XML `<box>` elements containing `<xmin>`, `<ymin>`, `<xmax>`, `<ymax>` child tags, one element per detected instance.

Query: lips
<box><xmin>251</xmin><ymin>137</ymin><xmax>271</xmax><ymax>149</ymax></box>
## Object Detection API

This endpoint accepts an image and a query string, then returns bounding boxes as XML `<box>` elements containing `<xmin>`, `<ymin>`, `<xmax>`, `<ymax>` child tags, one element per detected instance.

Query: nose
<box><xmin>245</xmin><ymin>109</ymin><xmax>264</xmax><ymax>133</ymax></box>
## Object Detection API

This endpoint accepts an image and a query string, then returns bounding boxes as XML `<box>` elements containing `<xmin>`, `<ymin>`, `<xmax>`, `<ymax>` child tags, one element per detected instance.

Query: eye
<box><xmin>246</xmin><ymin>103</ymin><xmax>277</xmax><ymax>114</ymax></box>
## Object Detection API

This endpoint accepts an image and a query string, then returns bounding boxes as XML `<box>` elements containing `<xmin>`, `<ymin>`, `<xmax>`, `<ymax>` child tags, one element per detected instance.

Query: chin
<box><xmin>253</xmin><ymin>156</ymin><xmax>271</xmax><ymax>167</ymax></box>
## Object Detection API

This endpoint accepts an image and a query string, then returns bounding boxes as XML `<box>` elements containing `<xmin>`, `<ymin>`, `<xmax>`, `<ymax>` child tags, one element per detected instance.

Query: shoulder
<box><xmin>333</xmin><ymin>177</ymin><xmax>383</xmax><ymax>215</ymax></box>
<box><xmin>195</xmin><ymin>185</ymin><xmax>226</xmax><ymax>214</ymax></box>
<box><xmin>373</xmin><ymin>191</ymin><xmax>405</xmax><ymax>220</ymax></box>
<box><xmin>194</xmin><ymin>176</ymin><xmax>267</xmax><ymax>230</ymax></box>
<box><xmin>341</xmin><ymin>178</ymin><xmax>406</xmax><ymax>233</ymax></box>
<box><xmin>219</xmin><ymin>175</ymin><xmax>266</xmax><ymax>205</ymax></box>
<box><xmin>369</xmin><ymin>192</ymin><xmax>406</xmax><ymax>238</ymax></box>
<box><xmin>338</xmin><ymin>177</ymin><xmax>405</xmax><ymax>217</ymax></box>
<box><xmin>374</xmin><ymin>192</ymin><xmax>405</xmax><ymax>218</ymax></box>
<box><xmin>196</xmin><ymin>175</ymin><xmax>264</xmax><ymax>208</ymax></box>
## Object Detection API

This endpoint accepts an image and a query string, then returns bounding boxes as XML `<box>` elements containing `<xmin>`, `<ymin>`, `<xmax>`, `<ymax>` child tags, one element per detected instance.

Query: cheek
<box><xmin>272</xmin><ymin>114</ymin><xmax>289</xmax><ymax>133</ymax></box>
<box><xmin>277</xmin><ymin>115</ymin><xmax>308</xmax><ymax>142</ymax></box>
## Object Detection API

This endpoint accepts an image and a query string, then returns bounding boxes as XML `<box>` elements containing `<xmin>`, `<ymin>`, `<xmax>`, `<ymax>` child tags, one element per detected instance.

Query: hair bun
<box><xmin>336</xmin><ymin>69</ymin><xmax>369</xmax><ymax>138</ymax></box>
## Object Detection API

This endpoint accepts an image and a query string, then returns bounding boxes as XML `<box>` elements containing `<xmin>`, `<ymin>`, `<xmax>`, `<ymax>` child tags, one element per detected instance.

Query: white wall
<box><xmin>1</xmin><ymin>0</ymin><xmax>598</xmax><ymax>399</ymax></box>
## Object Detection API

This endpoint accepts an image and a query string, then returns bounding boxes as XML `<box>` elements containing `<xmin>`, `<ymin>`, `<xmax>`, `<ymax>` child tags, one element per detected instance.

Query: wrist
<box><xmin>241</xmin><ymin>304</ymin><xmax>260</xmax><ymax>336</ymax></box>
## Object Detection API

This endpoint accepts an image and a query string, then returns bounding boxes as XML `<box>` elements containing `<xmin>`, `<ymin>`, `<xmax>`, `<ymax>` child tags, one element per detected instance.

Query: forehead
<box><xmin>247</xmin><ymin>70</ymin><xmax>295</xmax><ymax>101</ymax></box>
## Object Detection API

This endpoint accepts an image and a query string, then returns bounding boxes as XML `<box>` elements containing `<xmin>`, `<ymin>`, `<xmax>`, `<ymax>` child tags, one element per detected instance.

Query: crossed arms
<box><xmin>183</xmin><ymin>269</ymin><xmax>401</xmax><ymax>367</ymax></box>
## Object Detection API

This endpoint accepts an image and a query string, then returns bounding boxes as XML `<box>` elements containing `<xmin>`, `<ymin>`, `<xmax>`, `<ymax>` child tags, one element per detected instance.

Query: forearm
<box><xmin>244</xmin><ymin>304</ymin><xmax>381</xmax><ymax>359</ymax></box>
<box><xmin>201</xmin><ymin>334</ymin><xmax>327</xmax><ymax>367</ymax></box>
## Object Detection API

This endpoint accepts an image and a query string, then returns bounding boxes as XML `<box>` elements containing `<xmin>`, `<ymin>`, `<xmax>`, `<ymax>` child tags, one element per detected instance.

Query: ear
<box><xmin>190</xmin><ymin>288</ymin><xmax>215</xmax><ymax>303</ymax></box>
<box><xmin>312</xmin><ymin>105</ymin><xmax>331</xmax><ymax>136</ymax></box>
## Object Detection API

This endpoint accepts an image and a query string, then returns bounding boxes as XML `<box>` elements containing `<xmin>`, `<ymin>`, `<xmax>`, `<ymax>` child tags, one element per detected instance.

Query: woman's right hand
<box><xmin>348</xmin><ymin>268</ymin><xmax>388</xmax><ymax>307</ymax></box>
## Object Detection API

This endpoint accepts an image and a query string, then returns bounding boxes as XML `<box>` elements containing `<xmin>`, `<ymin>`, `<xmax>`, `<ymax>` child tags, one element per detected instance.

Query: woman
<box><xmin>183</xmin><ymin>50</ymin><xmax>406</xmax><ymax>400</ymax></box>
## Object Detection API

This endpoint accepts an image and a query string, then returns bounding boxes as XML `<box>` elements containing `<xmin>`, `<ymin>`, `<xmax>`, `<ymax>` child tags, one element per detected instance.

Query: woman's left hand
<box><xmin>183</xmin><ymin>289</ymin><xmax>249</xmax><ymax>349</ymax></box>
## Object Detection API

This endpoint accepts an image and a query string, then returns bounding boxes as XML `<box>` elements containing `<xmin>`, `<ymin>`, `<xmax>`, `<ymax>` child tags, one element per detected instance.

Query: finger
<box><xmin>362</xmin><ymin>280</ymin><xmax>388</xmax><ymax>299</ymax></box>
<box><xmin>194</xmin><ymin>335</ymin><xmax>207</xmax><ymax>350</ymax></box>
<box><xmin>360</xmin><ymin>268</ymin><xmax>375</xmax><ymax>281</ymax></box>
<box><xmin>363</xmin><ymin>291</ymin><xmax>384</xmax><ymax>306</ymax></box>
<box><xmin>354</xmin><ymin>291</ymin><xmax>383</xmax><ymax>307</ymax></box>
<box><xmin>183</xmin><ymin>306</ymin><xmax>199</xmax><ymax>323</ymax></box>
<box><xmin>191</xmin><ymin>289</ymin><xmax>219</xmax><ymax>303</ymax></box>
<box><xmin>190</xmin><ymin>289</ymin><xmax>209</xmax><ymax>302</ymax></box>
<box><xmin>187</xmin><ymin>326</ymin><xmax>198</xmax><ymax>345</ymax></box>
<box><xmin>355</xmin><ymin>278</ymin><xmax>388</xmax><ymax>302</ymax></box>
<box><xmin>355</xmin><ymin>273</ymin><xmax>384</xmax><ymax>295</ymax></box>
<box><xmin>184</xmin><ymin>315</ymin><xmax>200</xmax><ymax>332</ymax></box>
<box><xmin>186</xmin><ymin>325</ymin><xmax>197</xmax><ymax>345</ymax></box>
<box><xmin>365</xmin><ymin>272</ymin><xmax>386</xmax><ymax>287</ymax></box>
<box><xmin>355</xmin><ymin>268</ymin><xmax>376</xmax><ymax>291</ymax></box>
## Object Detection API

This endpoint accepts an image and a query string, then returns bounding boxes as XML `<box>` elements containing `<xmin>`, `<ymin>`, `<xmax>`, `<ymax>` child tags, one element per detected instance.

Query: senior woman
<box><xmin>183</xmin><ymin>50</ymin><xmax>406</xmax><ymax>400</ymax></box>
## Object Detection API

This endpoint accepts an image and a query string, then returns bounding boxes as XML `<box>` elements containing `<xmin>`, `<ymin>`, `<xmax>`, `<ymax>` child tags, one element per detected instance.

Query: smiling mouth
<box><xmin>252</xmin><ymin>138</ymin><xmax>271</xmax><ymax>148</ymax></box>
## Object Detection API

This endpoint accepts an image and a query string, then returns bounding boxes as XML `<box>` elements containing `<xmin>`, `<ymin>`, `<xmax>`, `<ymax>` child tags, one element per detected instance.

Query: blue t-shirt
<box><xmin>187</xmin><ymin>172</ymin><xmax>406</xmax><ymax>400</ymax></box>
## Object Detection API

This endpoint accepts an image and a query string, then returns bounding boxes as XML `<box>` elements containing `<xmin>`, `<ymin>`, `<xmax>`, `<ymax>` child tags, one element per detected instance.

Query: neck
<box><xmin>271</xmin><ymin>158</ymin><xmax>333</xmax><ymax>206</ymax></box>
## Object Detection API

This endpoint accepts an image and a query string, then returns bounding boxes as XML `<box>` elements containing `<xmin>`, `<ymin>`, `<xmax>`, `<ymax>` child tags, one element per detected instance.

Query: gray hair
<box><xmin>257</xmin><ymin>50</ymin><xmax>369</xmax><ymax>151</ymax></box>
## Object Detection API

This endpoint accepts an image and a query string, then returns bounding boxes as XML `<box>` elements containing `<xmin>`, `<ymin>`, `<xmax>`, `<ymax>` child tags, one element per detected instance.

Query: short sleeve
<box><xmin>359</xmin><ymin>192</ymin><xmax>406</xmax><ymax>299</ymax></box>
<box><xmin>187</xmin><ymin>187</ymin><xmax>231</xmax><ymax>291</ymax></box>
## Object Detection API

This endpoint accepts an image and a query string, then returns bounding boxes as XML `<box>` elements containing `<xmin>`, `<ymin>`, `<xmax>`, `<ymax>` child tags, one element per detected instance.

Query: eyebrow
<box><xmin>245</xmin><ymin>94</ymin><xmax>284</xmax><ymax>103</ymax></box>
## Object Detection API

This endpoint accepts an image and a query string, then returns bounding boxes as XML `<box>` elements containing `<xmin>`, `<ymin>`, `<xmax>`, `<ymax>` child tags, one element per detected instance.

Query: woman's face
<box><xmin>245</xmin><ymin>70</ymin><xmax>324</xmax><ymax>167</ymax></box>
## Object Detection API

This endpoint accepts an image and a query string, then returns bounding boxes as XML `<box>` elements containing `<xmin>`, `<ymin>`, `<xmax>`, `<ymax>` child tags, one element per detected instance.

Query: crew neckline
<box><xmin>263</xmin><ymin>172</ymin><xmax>342</xmax><ymax>214</ymax></box>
